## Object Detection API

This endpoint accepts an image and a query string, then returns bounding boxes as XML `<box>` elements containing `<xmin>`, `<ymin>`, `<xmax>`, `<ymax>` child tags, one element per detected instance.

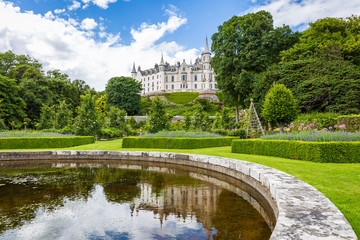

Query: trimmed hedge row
<box><xmin>231</xmin><ymin>139</ymin><xmax>360</xmax><ymax>163</ymax></box>
<box><xmin>0</xmin><ymin>136</ymin><xmax>95</xmax><ymax>149</ymax></box>
<box><xmin>122</xmin><ymin>137</ymin><xmax>236</xmax><ymax>149</ymax></box>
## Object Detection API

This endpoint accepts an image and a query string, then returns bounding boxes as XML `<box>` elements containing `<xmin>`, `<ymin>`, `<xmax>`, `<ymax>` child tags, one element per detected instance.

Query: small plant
<box><xmin>0</xmin><ymin>130</ymin><xmax>74</xmax><ymax>138</ymax></box>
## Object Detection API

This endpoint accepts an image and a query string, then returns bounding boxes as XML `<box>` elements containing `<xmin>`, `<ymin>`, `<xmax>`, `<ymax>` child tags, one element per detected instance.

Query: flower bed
<box><xmin>261</xmin><ymin>131</ymin><xmax>360</xmax><ymax>142</ymax></box>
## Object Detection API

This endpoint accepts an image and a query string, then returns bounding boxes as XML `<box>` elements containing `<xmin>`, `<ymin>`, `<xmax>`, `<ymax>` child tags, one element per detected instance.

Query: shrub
<box><xmin>228</xmin><ymin>129</ymin><xmax>247</xmax><ymax>138</ymax></box>
<box><xmin>231</xmin><ymin>139</ymin><xmax>360</xmax><ymax>163</ymax></box>
<box><xmin>98</xmin><ymin>128</ymin><xmax>123</xmax><ymax>139</ymax></box>
<box><xmin>122</xmin><ymin>137</ymin><xmax>236</xmax><ymax>149</ymax></box>
<box><xmin>262</xmin><ymin>83</ymin><xmax>299</xmax><ymax>133</ymax></box>
<box><xmin>0</xmin><ymin>136</ymin><xmax>94</xmax><ymax>149</ymax></box>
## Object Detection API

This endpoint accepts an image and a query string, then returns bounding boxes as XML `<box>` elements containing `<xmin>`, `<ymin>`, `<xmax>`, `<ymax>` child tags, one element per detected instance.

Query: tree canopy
<box><xmin>210</xmin><ymin>10</ymin><xmax>300</xmax><ymax>120</ymax></box>
<box><xmin>106</xmin><ymin>76</ymin><xmax>142</xmax><ymax>115</ymax></box>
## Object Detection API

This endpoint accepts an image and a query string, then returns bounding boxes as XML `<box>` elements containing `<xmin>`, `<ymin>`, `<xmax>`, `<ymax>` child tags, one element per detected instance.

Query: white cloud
<box><xmin>68</xmin><ymin>1</ymin><xmax>81</xmax><ymax>11</ymax></box>
<box><xmin>54</xmin><ymin>8</ymin><xmax>66</xmax><ymax>14</ymax></box>
<box><xmin>0</xmin><ymin>1</ymin><xmax>198</xmax><ymax>91</ymax></box>
<box><xmin>247</xmin><ymin>0</ymin><xmax>360</xmax><ymax>29</ymax></box>
<box><xmin>90</xmin><ymin>0</ymin><xmax>118</xmax><ymax>9</ymax></box>
<box><xmin>80</xmin><ymin>18</ymin><xmax>98</xmax><ymax>30</ymax></box>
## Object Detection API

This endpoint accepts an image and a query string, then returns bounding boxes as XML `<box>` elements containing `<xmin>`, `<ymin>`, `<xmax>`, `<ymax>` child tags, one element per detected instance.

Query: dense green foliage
<box><xmin>0</xmin><ymin>136</ymin><xmax>94</xmax><ymax>149</ymax></box>
<box><xmin>75</xmin><ymin>92</ymin><xmax>102</xmax><ymax>136</ymax></box>
<box><xmin>281</xmin><ymin>16</ymin><xmax>360</xmax><ymax>64</ymax></box>
<box><xmin>0</xmin><ymin>51</ymin><xmax>95</xmax><ymax>129</ymax></box>
<box><xmin>211</xmin><ymin>10</ymin><xmax>299</xmax><ymax>119</ymax></box>
<box><xmin>262</xmin><ymin>83</ymin><xmax>299</xmax><ymax>132</ymax></box>
<box><xmin>253</xmin><ymin>16</ymin><xmax>360</xmax><ymax>114</ymax></box>
<box><xmin>123</xmin><ymin>137</ymin><xmax>236</xmax><ymax>149</ymax></box>
<box><xmin>163</xmin><ymin>92</ymin><xmax>199</xmax><ymax>104</ymax></box>
<box><xmin>231</xmin><ymin>139</ymin><xmax>360</xmax><ymax>163</ymax></box>
<box><xmin>106</xmin><ymin>76</ymin><xmax>142</xmax><ymax>115</ymax></box>
<box><xmin>149</xmin><ymin>97</ymin><xmax>170</xmax><ymax>133</ymax></box>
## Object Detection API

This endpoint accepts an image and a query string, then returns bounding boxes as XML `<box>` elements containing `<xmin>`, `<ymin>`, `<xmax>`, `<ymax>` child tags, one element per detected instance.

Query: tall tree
<box><xmin>211</xmin><ymin>11</ymin><xmax>299</xmax><ymax>121</ymax></box>
<box><xmin>106</xmin><ymin>76</ymin><xmax>142</xmax><ymax>115</ymax></box>
<box><xmin>149</xmin><ymin>97</ymin><xmax>170</xmax><ymax>133</ymax></box>
<box><xmin>75</xmin><ymin>91</ymin><xmax>102</xmax><ymax>137</ymax></box>
<box><xmin>0</xmin><ymin>75</ymin><xmax>26</xmax><ymax>127</ymax></box>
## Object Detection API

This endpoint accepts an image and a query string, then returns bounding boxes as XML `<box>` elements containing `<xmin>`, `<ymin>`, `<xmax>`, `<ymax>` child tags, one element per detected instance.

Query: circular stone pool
<box><xmin>0</xmin><ymin>160</ymin><xmax>274</xmax><ymax>240</ymax></box>
<box><xmin>0</xmin><ymin>151</ymin><xmax>356</xmax><ymax>240</ymax></box>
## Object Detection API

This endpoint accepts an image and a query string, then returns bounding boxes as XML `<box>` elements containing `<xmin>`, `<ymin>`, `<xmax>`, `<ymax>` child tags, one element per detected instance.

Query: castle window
<box><xmin>180</xmin><ymin>84</ymin><xmax>182</xmax><ymax>89</ymax></box>
<box><xmin>171</xmin><ymin>76</ymin><xmax>174</xmax><ymax>82</ymax></box>
<box><xmin>172</xmin><ymin>85</ymin><xmax>174</xmax><ymax>89</ymax></box>
<box><xmin>186</xmin><ymin>84</ymin><xmax>188</xmax><ymax>88</ymax></box>
<box><xmin>195</xmin><ymin>75</ymin><xmax>197</xmax><ymax>81</ymax></box>
<box><xmin>166</xmin><ymin>85</ymin><xmax>168</xmax><ymax>89</ymax></box>
<box><xmin>183</xmin><ymin>67</ymin><xmax>185</xmax><ymax>71</ymax></box>
<box><xmin>210</xmin><ymin>84</ymin><xmax>212</xmax><ymax>89</ymax></box>
<box><xmin>182</xmin><ymin>75</ymin><xmax>186</xmax><ymax>81</ymax></box>
<box><xmin>165</xmin><ymin>76</ymin><xmax>168</xmax><ymax>82</ymax></box>
<box><xmin>195</xmin><ymin>84</ymin><xmax>197</xmax><ymax>89</ymax></box>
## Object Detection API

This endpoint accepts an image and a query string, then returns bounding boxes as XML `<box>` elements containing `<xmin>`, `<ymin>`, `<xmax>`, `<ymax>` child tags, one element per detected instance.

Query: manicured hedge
<box><xmin>163</xmin><ymin>92</ymin><xmax>199</xmax><ymax>104</ymax></box>
<box><xmin>0</xmin><ymin>136</ymin><xmax>95</xmax><ymax>149</ymax></box>
<box><xmin>122</xmin><ymin>137</ymin><xmax>236</xmax><ymax>149</ymax></box>
<box><xmin>231</xmin><ymin>139</ymin><xmax>360</xmax><ymax>163</ymax></box>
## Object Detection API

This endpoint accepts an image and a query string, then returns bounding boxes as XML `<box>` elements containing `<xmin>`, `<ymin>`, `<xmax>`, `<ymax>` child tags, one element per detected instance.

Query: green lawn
<box><xmin>1</xmin><ymin>138</ymin><xmax>359</xmax><ymax>237</ymax></box>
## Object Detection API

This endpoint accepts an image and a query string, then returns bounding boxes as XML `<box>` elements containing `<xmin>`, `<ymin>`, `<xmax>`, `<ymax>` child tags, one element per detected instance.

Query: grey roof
<box><xmin>202</xmin><ymin>37</ymin><xmax>210</xmax><ymax>54</ymax></box>
<box><xmin>160</xmin><ymin>54</ymin><xmax>165</xmax><ymax>66</ymax></box>
<box><xmin>131</xmin><ymin>62</ymin><xmax>136</xmax><ymax>73</ymax></box>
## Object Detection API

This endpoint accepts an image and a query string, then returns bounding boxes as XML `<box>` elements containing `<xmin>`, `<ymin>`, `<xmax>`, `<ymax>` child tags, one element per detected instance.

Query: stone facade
<box><xmin>131</xmin><ymin>38</ymin><xmax>218</xmax><ymax>96</ymax></box>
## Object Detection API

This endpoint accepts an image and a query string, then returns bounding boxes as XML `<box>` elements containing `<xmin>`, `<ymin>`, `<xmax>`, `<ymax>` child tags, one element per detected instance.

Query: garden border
<box><xmin>0</xmin><ymin>150</ymin><xmax>356</xmax><ymax>239</ymax></box>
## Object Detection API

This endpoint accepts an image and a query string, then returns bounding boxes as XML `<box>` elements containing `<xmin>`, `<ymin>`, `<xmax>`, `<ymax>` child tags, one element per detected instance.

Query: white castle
<box><xmin>131</xmin><ymin>38</ymin><xmax>217</xmax><ymax>96</ymax></box>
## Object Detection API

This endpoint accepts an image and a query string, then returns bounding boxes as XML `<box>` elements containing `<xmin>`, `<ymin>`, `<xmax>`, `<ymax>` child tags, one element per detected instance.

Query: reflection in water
<box><xmin>0</xmin><ymin>163</ymin><xmax>272</xmax><ymax>240</ymax></box>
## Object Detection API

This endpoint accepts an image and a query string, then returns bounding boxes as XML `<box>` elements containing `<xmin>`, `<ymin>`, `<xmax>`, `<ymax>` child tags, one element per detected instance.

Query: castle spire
<box><xmin>202</xmin><ymin>37</ymin><xmax>210</xmax><ymax>54</ymax></box>
<box><xmin>160</xmin><ymin>53</ymin><xmax>165</xmax><ymax>66</ymax></box>
<box><xmin>131</xmin><ymin>62</ymin><xmax>136</xmax><ymax>73</ymax></box>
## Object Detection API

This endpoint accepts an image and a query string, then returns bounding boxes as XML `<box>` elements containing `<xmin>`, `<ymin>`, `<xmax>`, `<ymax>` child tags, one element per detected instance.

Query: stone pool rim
<box><xmin>0</xmin><ymin>150</ymin><xmax>357</xmax><ymax>240</ymax></box>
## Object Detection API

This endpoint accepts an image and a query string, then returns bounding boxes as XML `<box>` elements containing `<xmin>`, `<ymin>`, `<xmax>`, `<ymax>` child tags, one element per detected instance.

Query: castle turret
<box><xmin>201</xmin><ymin>37</ymin><xmax>211</xmax><ymax>64</ymax></box>
<box><xmin>131</xmin><ymin>62</ymin><xmax>137</xmax><ymax>78</ymax></box>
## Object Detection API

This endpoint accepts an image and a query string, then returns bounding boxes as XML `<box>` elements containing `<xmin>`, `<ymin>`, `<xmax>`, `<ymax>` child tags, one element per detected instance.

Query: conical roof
<box><xmin>160</xmin><ymin>53</ymin><xmax>165</xmax><ymax>66</ymax></box>
<box><xmin>131</xmin><ymin>62</ymin><xmax>136</xmax><ymax>73</ymax></box>
<box><xmin>202</xmin><ymin>37</ymin><xmax>210</xmax><ymax>54</ymax></box>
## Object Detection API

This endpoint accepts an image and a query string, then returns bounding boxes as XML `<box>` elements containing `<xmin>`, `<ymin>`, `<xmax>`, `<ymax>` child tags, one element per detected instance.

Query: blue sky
<box><xmin>1</xmin><ymin>0</ymin><xmax>360</xmax><ymax>90</ymax></box>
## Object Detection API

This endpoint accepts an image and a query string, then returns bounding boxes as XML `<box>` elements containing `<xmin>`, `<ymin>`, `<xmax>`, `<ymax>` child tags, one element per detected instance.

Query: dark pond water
<box><xmin>0</xmin><ymin>161</ymin><xmax>273</xmax><ymax>240</ymax></box>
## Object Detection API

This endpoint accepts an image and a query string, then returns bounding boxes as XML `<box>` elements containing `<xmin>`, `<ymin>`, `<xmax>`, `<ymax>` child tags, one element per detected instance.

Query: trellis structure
<box><xmin>246</xmin><ymin>99</ymin><xmax>265</xmax><ymax>138</ymax></box>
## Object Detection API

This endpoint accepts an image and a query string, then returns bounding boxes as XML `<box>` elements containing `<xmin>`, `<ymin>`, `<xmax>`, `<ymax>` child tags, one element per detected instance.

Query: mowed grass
<box><xmin>1</xmin><ymin>138</ymin><xmax>359</xmax><ymax>237</ymax></box>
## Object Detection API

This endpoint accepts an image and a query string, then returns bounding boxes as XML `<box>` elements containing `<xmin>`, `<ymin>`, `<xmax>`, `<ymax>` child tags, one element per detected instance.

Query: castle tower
<box><xmin>201</xmin><ymin>37</ymin><xmax>212</xmax><ymax>89</ymax></box>
<box><xmin>131</xmin><ymin>62</ymin><xmax>137</xmax><ymax>78</ymax></box>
